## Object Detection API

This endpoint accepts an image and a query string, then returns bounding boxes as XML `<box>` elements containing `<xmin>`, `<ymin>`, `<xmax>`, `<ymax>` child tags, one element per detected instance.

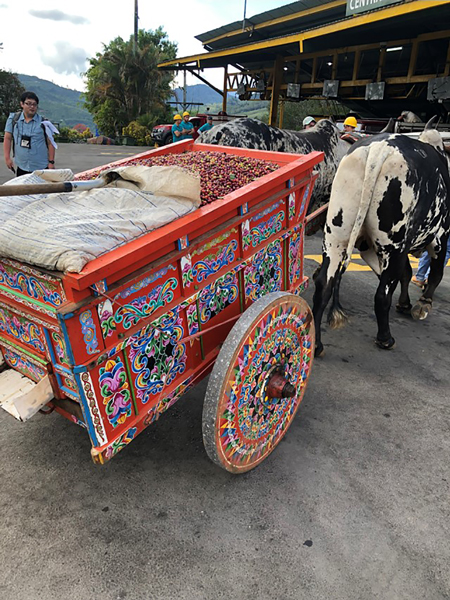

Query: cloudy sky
<box><xmin>0</xmin><ymin>0</ymin><xmax>291</xmax><ymax>91</ymax></box>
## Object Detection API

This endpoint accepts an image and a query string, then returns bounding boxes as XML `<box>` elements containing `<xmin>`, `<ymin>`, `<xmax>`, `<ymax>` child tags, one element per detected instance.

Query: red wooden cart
<box><xmin>0</xmin><ymin>141</ymin><xmax>322</xmax><ymax>473</ymax></box>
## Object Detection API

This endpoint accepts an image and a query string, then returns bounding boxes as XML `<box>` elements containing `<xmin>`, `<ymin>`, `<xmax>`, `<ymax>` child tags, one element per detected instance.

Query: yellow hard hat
<box><xmin>174</xmin><ymin>114</ymin><xmax>182</xmax><ymax>121</ymax></box>
<box><xmin>344</xmin><ymin>116</ymin><xmax>358</xmax><ymax>128</ymax></box>
<box><xmin>182</xmin><ymin>111</ymin><xmax>190</xmax><ymax>117</ymax></box>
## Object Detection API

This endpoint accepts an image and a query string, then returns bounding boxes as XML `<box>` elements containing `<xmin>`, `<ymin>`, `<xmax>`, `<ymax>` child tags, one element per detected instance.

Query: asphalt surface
<box><xmin>0</xmin><ymin>143</ymin><xmax>450</xmax><ymax>600</ymax></box>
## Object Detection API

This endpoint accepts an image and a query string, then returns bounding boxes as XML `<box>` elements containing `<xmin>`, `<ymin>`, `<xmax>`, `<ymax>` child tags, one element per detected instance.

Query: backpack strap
<box><xmin>11</xmin><ymin>111</ymin><xmax>22</xmax><ymax>157</ymax></box>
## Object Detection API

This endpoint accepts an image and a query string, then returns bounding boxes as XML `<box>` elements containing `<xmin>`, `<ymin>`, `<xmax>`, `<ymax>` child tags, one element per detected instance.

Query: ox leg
<box><xmin>312</xmin><ymin>256</ymin><xmax>335</xmax><ymax>357</ymax></box>
<box><xmin>395</xmin><ymin>259</ymin><xmax>413</xmax><ymax>315</ymax></box>
<box><xmin>374</xmin><ymin>254</ymin><xmax>407</xmax><ymax>349</ymax></box>
<box><xmin>411</xmin><ymin>235</ymin><xmax>448</xmax><ymax>321</ymax></box>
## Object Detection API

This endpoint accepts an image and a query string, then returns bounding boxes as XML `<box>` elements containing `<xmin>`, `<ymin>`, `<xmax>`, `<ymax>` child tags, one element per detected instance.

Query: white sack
<box><xmin>0</xmin><ymin>166</ymin><xmax>200</xmax><ymax>273</ymax></box>
<box><xmin>1</xmin><ymin>169</ymin><xmax>74</xmax><ymax>221</ymax></box>
<box><xmin>102</xmin><ymin>165</ymin><xmax>201</xmax><ymax>202</ymax></box>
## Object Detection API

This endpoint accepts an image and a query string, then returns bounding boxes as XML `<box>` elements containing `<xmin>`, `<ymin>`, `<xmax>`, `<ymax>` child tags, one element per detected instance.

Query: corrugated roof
<box><xmin>195</xmin><ymin>0</ymin><xmax>347</xmax><ymax>48</ymax></box>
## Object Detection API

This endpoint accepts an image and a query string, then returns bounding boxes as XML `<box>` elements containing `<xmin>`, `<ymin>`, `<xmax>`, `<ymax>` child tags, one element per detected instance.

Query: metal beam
<box><xmin>269</xmin><ymin>55</ymin><xmax>284</xmax><ymax>127</ymax></box>
<box><xmin>222</xmin><ymin>65</ymin><xmax>228</xmax><ymax>114</ymax></box>
<box><xmin>185</xmin><ymin>68</ymin><xmax>224</xmax><ymax>97</ymax></box>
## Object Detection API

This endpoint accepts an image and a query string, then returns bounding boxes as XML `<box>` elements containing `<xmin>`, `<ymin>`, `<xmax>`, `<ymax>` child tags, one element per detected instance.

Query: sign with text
<box><xmin>346</xmin><ymin>0</ymin><xmax>403</xmax><ymax>16</ymax></box>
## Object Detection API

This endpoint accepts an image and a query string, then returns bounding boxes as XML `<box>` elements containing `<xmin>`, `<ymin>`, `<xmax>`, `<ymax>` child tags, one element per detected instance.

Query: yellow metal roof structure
<box><xmin>158</xmin><ymin>0</ymin><xmax>450</xmax><ymax>125</ymax></box>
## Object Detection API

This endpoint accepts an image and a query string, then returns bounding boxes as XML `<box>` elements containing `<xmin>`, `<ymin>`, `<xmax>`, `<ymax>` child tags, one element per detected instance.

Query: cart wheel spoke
<box><xmin>202</xmin><ymin>292</ymin><xmax>315</xmax><ymax>474</ymax></box>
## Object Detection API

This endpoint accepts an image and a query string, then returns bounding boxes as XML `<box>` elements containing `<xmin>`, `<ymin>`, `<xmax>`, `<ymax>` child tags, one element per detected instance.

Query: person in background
<box><xmin>303</xmin><ymin>116</ymin><xmax>316</xmax><ymax>129</ymax></box>
<box><xmin>172</xmin><ymin>114</ymin><xmax>183</xmax><ymax>143</ymax></box>
<box><xmin>340</xmin><ymin>115</ymin><xmax>362</xmax><ymax>143</ymax></box>
<box><xmin>342</xmin><ymin>115</ymin><xmax>358</xmax><ymax>133</ymax></box>
<box><xmin>181</xmin><ymin>111</ymin><xmax>194</xmax><ymax>140</ymax></box>
<box><xmin>3</xmin><ymin>91</ymin><xmax>56</xmax><ymax>176</ymax></box>
<box><xmin>411</xmin><ymin>240</ymin><xmax>450</xmax><ymax>288</ymax></box>
<box><xmin>198</xmin><ymin>115</ymin><xmax>214</xmax><ymax>133</ymax></box>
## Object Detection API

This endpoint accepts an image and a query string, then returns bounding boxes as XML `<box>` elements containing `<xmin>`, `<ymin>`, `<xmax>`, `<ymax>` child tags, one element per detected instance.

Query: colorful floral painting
<box><xmin>244</xmin><ymin>240</ymin><xmax>283</xmax><ymax>302</ymax></box>
<box><xmin>99</xmin><ymin>357</ymin><xmax>132</xmax><ymax>427</ymax></box>
<box><xmin>128</xmin><ymin>310</ymin><xmax>186</xmax><ymax>405</ymax></box>
<box><xmin>0</xmin><ymin>308</ymin><xmax>45</xmax><ymax>353</ymax></box>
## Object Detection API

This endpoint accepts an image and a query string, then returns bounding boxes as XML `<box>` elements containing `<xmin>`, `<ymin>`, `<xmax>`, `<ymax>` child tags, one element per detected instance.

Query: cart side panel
<box><xmin>63</xmin><ymin>305</ymin><xmax>105</xmax><ymax>364</ymax></box>
<box><xmin>195</xmin><ymin>267</ymin><xmax>242</xmax><ymax>359</ymax></box>
<box><xmin>96</xmin><ymin>259</ymin><xmax>181</xmax><ymax>346</ymax></box>
<box><xmin>63</xmin><ymin>258</ymin><xmax>184</xmax><ymax>365</ymax></box>
<box><xmin>123</xmin><ymin>306</ymin><xmax>189</xmax><ymax>414</ymax></box>
<box><xmin>241</xmin><ymin>197</ymin><xmax>287</xmax><ymax>260</ymax></box>
<box><xmin>0</xmin><ymin>259</ymin><xmax>66</xmax><ymax>311</ymax></box>
<box><xmin>1</xmin><ymin>347</ymin><xmax>47</xmax><ymax>382</ymax></box>
<box><xmin>0</xmin><ymin>303</ymin><xmax>49</xmax><ymax>359</ymax></box>
<box><xmin>80</xmin><ymin>352</ymin><xmax>136</xmax><ymax>442</ymax></box>
<box><xmin>244</xmin><ymin>239</ymin><xmax>284</xmax><ymax>308</ymax></box>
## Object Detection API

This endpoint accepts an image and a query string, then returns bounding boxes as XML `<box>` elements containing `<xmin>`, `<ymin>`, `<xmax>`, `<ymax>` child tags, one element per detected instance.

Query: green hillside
<box><xmin>18</xmin><ymin>75</ymin><xmax>95</xmax><ymax>130</ymax></box>
<box><xmin>16</xmin><ymin>75</ymin><xmax>272</xmax><ymax>130</ymax></box>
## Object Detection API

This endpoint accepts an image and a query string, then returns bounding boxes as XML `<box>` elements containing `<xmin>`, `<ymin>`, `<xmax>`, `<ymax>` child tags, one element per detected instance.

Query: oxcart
<box><xmin>0</xmin><ymin>141</ymin><xmax>322</xmax><ymax>473</ymax></box>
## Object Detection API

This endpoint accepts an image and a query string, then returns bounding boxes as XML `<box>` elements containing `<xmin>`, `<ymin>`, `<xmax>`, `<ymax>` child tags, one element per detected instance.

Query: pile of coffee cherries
<box><xmin>75</xmin><ymin>151</ymin><xmax>279</xmax><ymax>206</ymax></box>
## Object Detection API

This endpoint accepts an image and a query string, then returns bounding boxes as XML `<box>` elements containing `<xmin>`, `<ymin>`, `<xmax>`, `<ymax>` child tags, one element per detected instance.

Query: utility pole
<box><xmin>243</xmin><ymin>0</ymin><xmax>247</xmax><ymax>31</ymax></box>
<box><xmin>134</xmin><ymin>0</ymin><xmax>139</xmax><ymax>54</ymax></box>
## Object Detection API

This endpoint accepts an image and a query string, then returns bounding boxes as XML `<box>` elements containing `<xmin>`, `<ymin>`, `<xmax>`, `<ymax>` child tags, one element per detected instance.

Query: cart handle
<box><xmin>305</xmin><ymin>202</ymin><xmax>329</xmax><ymax>224</ymax></box>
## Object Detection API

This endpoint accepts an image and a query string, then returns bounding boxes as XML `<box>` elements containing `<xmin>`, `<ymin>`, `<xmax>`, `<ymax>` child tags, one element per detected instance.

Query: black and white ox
<box><xmin>313</xmin><ymin>119</ymin><xmax>450</xmax><ymax>355</ymax></box>
<box><xmin>197</xmin><ymin>118</ymin><xmax>349</xmax><ymax>214</ymax></box>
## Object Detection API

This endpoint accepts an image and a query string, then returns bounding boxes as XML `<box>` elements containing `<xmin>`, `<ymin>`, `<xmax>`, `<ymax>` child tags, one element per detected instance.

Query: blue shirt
<box><xmin>172</xmin><ymin>123</ymin><xmax>183</xmax><ymax>143</ymax></box>
<box><xmin>181</xmin><ymin>121</ymin><xmax>194</xmax><ymax>140</ymax></box>
<box><xmin>199</xmin><ymin>122</ymin><xmax>213</xmax><ymax>133</ymax></box>
<box><xmin>5</xmin><ymin>112</ymin><xmax>49</xmax><ymax>171</ymax></box>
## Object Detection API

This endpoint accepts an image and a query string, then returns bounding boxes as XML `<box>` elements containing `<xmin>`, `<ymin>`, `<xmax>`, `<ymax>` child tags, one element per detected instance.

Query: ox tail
<box><xmin>327</xmin><ymin>263</ymin><xmax>348</xmax><ymax>329</ymax></box>
<box><xmin>341</xmin><ymin>142</ymin><xmax>393</xmax><ymax>272</ymax></box>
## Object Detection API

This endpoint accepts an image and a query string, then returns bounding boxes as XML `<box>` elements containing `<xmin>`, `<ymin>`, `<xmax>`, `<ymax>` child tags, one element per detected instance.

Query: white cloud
<box><xmin>29</xmin><ymin>9</ymin><xmax>89</xmax><ymax>24</ymax></box>
<box><xmin>1</xmin><ymin>1</ymin><xmax>290</xmax><ymax>90</ymax></box>
<box><xmin>39</xmin><ymin>42</ymin><xmax>88</xmax><ymax>76</ymax></box>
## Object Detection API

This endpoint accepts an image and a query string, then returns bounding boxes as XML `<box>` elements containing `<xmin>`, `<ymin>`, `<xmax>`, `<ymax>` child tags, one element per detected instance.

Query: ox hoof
<box><xmin>395</xmin><ymin>303</ymin><xmax>412</xmax><ymax>316</ymax></box>
<box><xmin>411</xmin><ymin>299</ymin><xmax>432</xmax><ymax>321</ymax></box>
<box><xmin>375</xmin><ymin>337</ymin><xmax>396</xmax><ymax>350</ymax></box>
<box><xmin>315</xmin><ymin>344</ymin><xmax>325</xmax><ymax>358</ymax></box>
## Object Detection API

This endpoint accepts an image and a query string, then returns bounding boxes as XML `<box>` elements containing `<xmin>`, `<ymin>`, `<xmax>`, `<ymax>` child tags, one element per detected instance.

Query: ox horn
<box><xmin>380</xmin><ymin>118</ymin><xmax>396</xmax><ymax>134</ymax></box>
<box><xmin>424</xmin><ymin>115</ymin><xmax>439</xmax><ymax>130</ymax></box>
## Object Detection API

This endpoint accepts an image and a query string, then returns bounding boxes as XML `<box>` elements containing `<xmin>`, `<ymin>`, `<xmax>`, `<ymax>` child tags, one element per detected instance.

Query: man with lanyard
<box><xmin>180</xmin><ymin>111</ymin><xmax>194</xmax><ymax>140</ymax></box>
<box><xmin>198</xmin><ymin>115</ymin><xmax>214</xmax><ymax>133</ymax></box>
<box><xmin>3</xmin><ymin>91</ymin><xmax>55</xmax><ymax>176</ymax></box>
<box><xmin>172</xmin><ymin>114</ymin><xmax>183</xmax><ymax>143</ymax></box>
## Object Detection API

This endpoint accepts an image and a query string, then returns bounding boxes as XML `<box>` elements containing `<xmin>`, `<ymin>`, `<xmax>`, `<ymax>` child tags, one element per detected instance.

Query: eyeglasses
<box><xmin>23</xmin><ymin>101</ymin><xmax>38</xmax><ymax>107</ymax></box>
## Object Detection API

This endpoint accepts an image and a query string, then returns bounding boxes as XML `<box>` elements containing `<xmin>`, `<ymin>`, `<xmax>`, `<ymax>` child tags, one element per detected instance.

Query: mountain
<box><xmin>17</xmin><ymin>75</ymin><xmax>268</xmax><ymax>129</ymax></box>
<box><xmin>170</xmin><ymin>84</ymin><xmax>225</xmax><ymax>105</ymax></box>
<box><xmin>18</xmin><ymin>75</ymin><xmax>95</xmax><ymax>130</ymax></box>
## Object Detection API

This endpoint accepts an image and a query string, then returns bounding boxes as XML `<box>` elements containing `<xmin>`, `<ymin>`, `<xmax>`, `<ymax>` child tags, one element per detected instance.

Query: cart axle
<box><xmin>266</xmin><ymin>373</ymin><xmax>296</xmax><ymax>399</ymax></box>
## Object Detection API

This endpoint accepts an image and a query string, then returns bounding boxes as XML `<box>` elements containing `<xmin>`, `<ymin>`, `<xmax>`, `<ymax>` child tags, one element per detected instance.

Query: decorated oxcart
<box><xmin>0</xmin><ymin>141</ymin><xmax>322</xmax><ymax>473</ymax></box>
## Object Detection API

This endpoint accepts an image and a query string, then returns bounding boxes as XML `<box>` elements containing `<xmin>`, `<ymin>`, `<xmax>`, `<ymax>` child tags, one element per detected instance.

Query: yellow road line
<box><xmin>99</xmin><ymin>152</ymin><xmax>138</xmax><ymax>155</ymax></box>
<box><xmin>305</xmin><ymin>254</ymin><xmax>449</xmax><ymax>272</ymax></box>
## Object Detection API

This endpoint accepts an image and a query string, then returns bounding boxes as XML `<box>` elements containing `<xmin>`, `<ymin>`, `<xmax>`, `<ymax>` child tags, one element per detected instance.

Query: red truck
<box><xmin>151</xmin><ymin>112</ymin><xmax>245</xmax><ymax>146</ymax></box>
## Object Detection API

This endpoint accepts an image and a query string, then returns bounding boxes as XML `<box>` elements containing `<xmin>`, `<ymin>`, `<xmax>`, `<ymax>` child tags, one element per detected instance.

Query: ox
<box><xmin>197</xmin><ymin>117</ymin><xmax>350</xmax><ymax>214</ymax></box>
<box><xmin>312</xmin><ymin>120</ymin><xmax>450</xmax><ymax>355</ymax></box>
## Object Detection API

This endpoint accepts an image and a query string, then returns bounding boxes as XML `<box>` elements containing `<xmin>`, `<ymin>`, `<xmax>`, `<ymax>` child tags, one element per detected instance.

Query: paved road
<box><xmin>0</xmin><ymin>142</ymin><xmax>153</xmax><ymax>184</ymax></box>
<box><xmin>0</xmin><ymin>144</ymin><xmax>449</xmax><ymax>600</ymax></box>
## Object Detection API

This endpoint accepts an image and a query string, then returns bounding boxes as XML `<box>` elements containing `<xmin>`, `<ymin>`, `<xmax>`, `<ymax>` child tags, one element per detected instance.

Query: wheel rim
<box><xmin>203</xmin><ymin>292</ymin><xmax>315</xmax><ymax>473</ymax></box>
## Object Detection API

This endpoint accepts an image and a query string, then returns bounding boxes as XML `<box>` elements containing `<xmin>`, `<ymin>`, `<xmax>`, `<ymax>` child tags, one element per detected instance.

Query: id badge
<box><xmin>20</xmin><ymin>135</ymin><xmax>31</xmax><ymax>149</ymax></box>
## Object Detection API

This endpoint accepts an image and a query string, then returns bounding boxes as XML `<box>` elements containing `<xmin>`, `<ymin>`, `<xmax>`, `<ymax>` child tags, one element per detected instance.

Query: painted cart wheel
<box><xmin>202</xmin><ymin>292</ymin><xmax>315</xmax><ymax>474</ymax></box>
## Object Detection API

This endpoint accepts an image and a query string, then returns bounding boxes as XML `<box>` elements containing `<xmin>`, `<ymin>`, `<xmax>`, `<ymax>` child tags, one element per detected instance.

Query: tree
<box><xmin>83</xmin><ymin>28</ymin><xmax>177</xmax><ymax>137</ymax></box>
<box><xmin>0</xmin><ymin>69</ymin><xmax>25</xmax><ymax>116</ymax></box>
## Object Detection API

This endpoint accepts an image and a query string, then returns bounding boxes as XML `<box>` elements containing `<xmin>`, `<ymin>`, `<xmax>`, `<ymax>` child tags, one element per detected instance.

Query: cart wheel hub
<box><xmin>266</xmin><ymin>371</ymin><xmax>296</xmax><ymax>400</ymax></box>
